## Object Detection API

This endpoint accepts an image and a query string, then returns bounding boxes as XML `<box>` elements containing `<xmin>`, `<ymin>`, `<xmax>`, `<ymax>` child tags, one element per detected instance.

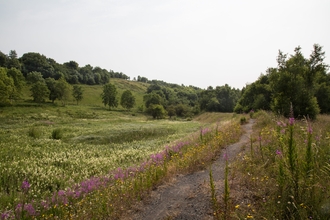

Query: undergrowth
<box><xmin>215</xmin><ymin>111</ymin><xmax>330</xmax><ymax>219</ymax></box>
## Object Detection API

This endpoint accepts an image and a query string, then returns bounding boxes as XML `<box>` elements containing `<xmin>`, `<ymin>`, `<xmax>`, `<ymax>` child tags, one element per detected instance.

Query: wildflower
<box><xmin>24</xmin><ymin>203</ymin><xmax>36</xmax><ymax>216</ymax></box>
<box><xmin>307</xmin><ymin>124</ymin><xmax>313</xmax><ymax>134</ymax></box>
<box><xmin>235</xmin><ymin>205</ymin><xmax>240</xmax><ymax>209</ymax></box>
<box><xmin>21</xmin><ymin>180</ymin><xmax>30</xmax><ymax>193</ymax></box>
<box><xmin>289</xmin><ymin>117</ymin><xmax>295</xmax><ymax>126</ymax></box>
<box><xmin>1</xmin><ymin>211</ymin><xmax>11</xmax><ymax>220</ymax></box>
<box><xmin>247</xmin><ymin>214</ymin><xmax>253</xmax><ymax>218</ymax></box>
<box><xmin>276</xmin><ymin>149</ymin><xmax>282</xmax><ymax>156</ymax></box>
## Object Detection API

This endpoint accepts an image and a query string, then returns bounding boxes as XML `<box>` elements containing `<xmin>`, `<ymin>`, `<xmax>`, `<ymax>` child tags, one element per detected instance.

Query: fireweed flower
<box><xmin>289</xmin><ymin>117</ymin><xmax>295</xmax><ymax>126</ymax></box>
<box><xmin>21</xmin><ymin>180</ymin><xmax>30</xmax><ymax>193</ymax></box>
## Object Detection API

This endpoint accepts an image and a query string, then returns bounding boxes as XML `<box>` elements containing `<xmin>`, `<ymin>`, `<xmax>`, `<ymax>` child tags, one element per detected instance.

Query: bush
<box><xmin>51</xmin><ymin>128</ymin><xmax>63</xmax><ymax>139</ymax></box>
<box><xmin>240</xmin><ymin>117</ymin><xmax>247</xmax><ymax>124</ymax></box>
<box><xmin>28</xmin><ymin>127</ymin><xmax>42</xmax><ymax>139</ymax></box>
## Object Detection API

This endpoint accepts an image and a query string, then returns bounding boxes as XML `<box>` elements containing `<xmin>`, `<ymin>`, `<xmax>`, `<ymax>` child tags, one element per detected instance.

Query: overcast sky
<box><xmin>1</xmin><ymin>0</ymin><xmax>329</xmax><ymax>89</ymax></box>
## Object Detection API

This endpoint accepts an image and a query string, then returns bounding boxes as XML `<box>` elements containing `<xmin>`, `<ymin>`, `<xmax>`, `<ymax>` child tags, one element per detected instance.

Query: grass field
<box><xmin>0</xmin><ymin>101</ymin><xmax>238</xmax><ymax>219</ymax></box>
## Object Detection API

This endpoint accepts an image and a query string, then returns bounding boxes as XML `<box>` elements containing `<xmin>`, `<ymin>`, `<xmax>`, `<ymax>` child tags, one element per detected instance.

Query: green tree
<box><xmin>56</xmin><ymin>77</ymin><xmax>72</xmax><ymax>105</ymax></box>
<box><xmin>120</xmin><ymin>90</ymin><xmax>136</xmax><ymax>110</ymax></box>
<box><xmin>7</xmin><ymin>68</ymin><xmax>25</xmax><ymax>102</ymax></box>
<box><xmin>30</xmin><ymin>81</ymin><xmax>50</xmax><ymax>103</ymax></box>
<box><xmin>101</xmin><ymin>83</ymin><xmax>118</xmax><ymax>109</ymax></box>
<box><xmin>143</xmin><ymin>92</ymin><xmax>163</xmax><ymax>108</ymax></box>
<box><xmin>0</xmin><ymin>67</ymin><xmax>15</xmax><ymax>105</ymax></box>
<box><xmin>72</xmin><ymin>85</ymin><xmax>84</xmax><ymax>105</ymax></box>
<box><xmin>27</xmin><ymin>71</ymin><xmax>44</xmax><ymax>84</ymax></box>
<box><xmin>270</xmin><ymin>46</ymin><xmax>321</xmax><ymax>119</ymax></box>
<box><xmin>147</xmin><ymin>104</ymin><xmax>167</xmax><ymax>119</ymax></box>
<box><xmin>20</xmin><ymin>52</ymin><xmax>54</xmax><ymax>78</ymax></box>
<box><xmin>6</xmin><ymin>50</ymin><xmax>21</xmax><ymax>70</ymax></box>
<box><xmin>0</xmin><ymin>51</ymin><xmax>7</xmax><ymax>67</ymax></box>
<box><xmin>166</xmin><ymin>105</ymin><xmax>176</xmax><ymax>118</ymax></box>
<box><xmin>45</xmin><ymin>77</ymin><xmax>59</xmax><ymax>103</ymax></box>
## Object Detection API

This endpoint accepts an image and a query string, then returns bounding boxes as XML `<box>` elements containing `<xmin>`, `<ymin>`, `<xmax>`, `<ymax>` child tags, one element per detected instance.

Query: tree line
<box><xmin>235</xmin><ymin>44</ymin><xmax>329</xmax><ymax>119</ymax></box>
<box><xmin>0</xmin><ymin>50</ymin><xmax>129</xmax><ymax>85</ymax></box>
<box><xmin>1</xmin><ymin>44</ymin><xmax>329</xmax><ymax>120</ymax></box>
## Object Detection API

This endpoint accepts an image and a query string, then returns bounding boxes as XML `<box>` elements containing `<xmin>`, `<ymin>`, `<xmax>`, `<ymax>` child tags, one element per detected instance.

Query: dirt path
<box><xmin>122</xmin><ymin>119</ymin><xmax>254</xmax><ymax>220</ymax></box>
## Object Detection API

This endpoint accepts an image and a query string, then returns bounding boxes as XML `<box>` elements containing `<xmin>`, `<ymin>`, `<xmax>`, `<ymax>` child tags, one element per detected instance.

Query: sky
<box><xmin>1</xmin><ymin>0</ymin><xmax>329</xmax><ymax>90</ymax></box>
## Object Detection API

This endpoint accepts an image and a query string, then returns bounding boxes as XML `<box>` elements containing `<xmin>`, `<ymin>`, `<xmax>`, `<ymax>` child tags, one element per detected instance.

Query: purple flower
<box><xmin>21</xmin><ymin>180</ymin><xmax>30</xmax><ymax>193</ymax></box>
<box><xmin>24</xmin><ymin>203</ymin><xmax>36</xmax><ymax>216</ymax></box>
<box><xmin>308</xmin><ymin>125</ymin><xmax>313</xmax><ymax>134</ymax></box>
<box><xmin>1</xmin><ymin>211</ymin><xmax>11</xmax><ymax>220</ymax></box>
<box><xmin>276</xmin><ymin>149</ymin><xmax>282</xmax><ymax>156</ymax></box>
<box><xmin>289</xmin><ymin>117</ymin><xmax>295</xmax><ymax>126</ymax></box>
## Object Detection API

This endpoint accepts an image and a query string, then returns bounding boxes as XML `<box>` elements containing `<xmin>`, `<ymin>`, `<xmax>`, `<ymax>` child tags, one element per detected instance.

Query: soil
<box><xmin>121</xmin><ymin>119</ymin><xmax>254</xmax><ymax>220</ymax></box>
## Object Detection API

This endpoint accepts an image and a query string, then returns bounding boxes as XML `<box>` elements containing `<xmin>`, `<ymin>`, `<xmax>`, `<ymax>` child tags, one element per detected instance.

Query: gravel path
<box><xmin>121</xmin><ymin>119</ymin><xmax>254</xmax><ymax>220</ymax></box>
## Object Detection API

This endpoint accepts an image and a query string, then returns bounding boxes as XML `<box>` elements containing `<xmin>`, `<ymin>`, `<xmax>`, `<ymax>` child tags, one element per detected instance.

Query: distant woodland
<box><xmin>1</xmin><ymin>44</ymin><xmax>329</xmax><ymax>119</ymax></box>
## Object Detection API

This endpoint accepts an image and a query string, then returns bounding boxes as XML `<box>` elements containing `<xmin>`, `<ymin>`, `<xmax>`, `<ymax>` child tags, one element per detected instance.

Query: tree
<box><xmin>120</xmin><ymin>90</ymin><xmax>135</xmax><ymax>110</ymax></box>
<box><xmin>269</xmin><ymin>46</ymin><xmax>321</xmax><ymax>119</ymax></box>
<box><xmin>143</xmin><ymin>92</ymin><xmax>163</xmax><ymax>108</ymax></box>
<box><xmin>0</xmin><ymin>51</ymin><xmax>7</xmax><ymax>67</ymax></box>
<box><xmin>20</xmin><ymin>52</ymin><xmax>54</xmax><ymax>78</ymax></box>
<box><xmin>6</xmin><ymin>50</ymin><xmax>21</xmax><ymax>70</ymax></box>
<box><xmin>45</xmin><ymin>77</ymin><xmax>59</xmax><ymax>103</ymax></box>
<box><xmin>27</xmin><ymin>71</ymin><xmax>44</xmax><ymax>84</ymax></box>
<box><xmin>147</xmin><ymin>104</ymin><xmax>167</xmax><ymax>119</ymax></box>
<box><xmin>101</xmin><ymin>83</ymin><xmax>118</xmax><ymax>109</ymax></box>
<box><xmin>30</xmin><ymin>81</ymin><xmax>50</xmax><ymax>103</ymax></box>
<box><xmin>167</xmin><ymin>105</ymin><xmax>176</xmax><ymax>118</ymax></box>
<box><xmin>56</xmin><ymin>77</ymin><xmax>72</xmax><ymax>105</ymax></box>
<box><xmin>72</xmin><ymin>85</ymin><xmax>83</xmax><ymax>105</ymax></box>
<box><xmin>0</xmin><ymin>67</ymin><xmax>15</xmax><ymax>105</ymax></box>
<box><xmin>7</xmin><ymin>68</ymin><xmax>25</xmax><ymax>102</ymax></box>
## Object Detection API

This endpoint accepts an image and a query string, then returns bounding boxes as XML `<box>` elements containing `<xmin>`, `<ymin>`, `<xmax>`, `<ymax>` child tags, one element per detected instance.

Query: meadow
<box><xmin>0</xmin><ymin>100</ymin><xmax>239</xmax><ymax>219</ymax></box>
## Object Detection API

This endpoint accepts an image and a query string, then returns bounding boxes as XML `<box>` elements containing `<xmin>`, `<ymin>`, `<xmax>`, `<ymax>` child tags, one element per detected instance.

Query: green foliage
<box><xmin>147</xmin><ymin>104</ymin><xmax>167</xmax><ymax>119</ymax></box>
<box><xmin>30</xmin><ymin>81</ymin><xmax>50</xmax><ymax>103</ymax></box>
<box><xmin>233</xmin><ymin>112</ymin><xmax>330</xmax><ymax>219</ymax></box>
<box><xmin>200</xmin><ymin>84</ymin><xmax>240</xmax><ymax>112</ymax></box>
<box><xmin>51</xmin><ymin>128</ymin><xmax>63</xmax><ymax>139</ymax></box>
<box><xmin>20</xmin><ymin>52</ymin><xmax>55</xmax><ymax>78</ymax></box>
<box><xmin>55</xmin><ymin>77</ymin><xmax>72</xmax><ymax>105</ymax></box>
<box><xmin>72</xmin><ymin>85</ymin><xmax>84</xmax><ymax>105</ymax></box>
<box><xmin>28</xmin><ymin>126</ymin><xmax>42</xmax><ymax>139</ymax></box>
<box><xmin>26</xmin><ymin>71</ymin><xmax>44</xmax><ymax>84</ymax></box>
<box><xmin>236</xmin><ymin>44</ymin><xmax>329</xmax><ymax>119</ymax></box>
<box><xmin>101</xmin><ymin>83</ymin><xmax>118</xmax><ymax>109</ymax></box>
<box><xmin>0</xmin><ymin>67</ymin><xmax>15</xmax><ymax>105</ymax></box>
<box><xmin>120</xmin><ymin>90</ymin><xmax>136</xmax><ymax>110</ymax></box>
<box><xmin>143</xmin><ymin>92</ymin><xmax>163</xmax><ymax>108</ymax></box>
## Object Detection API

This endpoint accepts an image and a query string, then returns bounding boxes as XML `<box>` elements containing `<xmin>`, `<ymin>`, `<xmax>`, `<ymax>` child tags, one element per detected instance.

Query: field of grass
<box><xmin>0</xmin><ymin>103</ymin><xmax>240</xmax><ymax>219</ymax></box>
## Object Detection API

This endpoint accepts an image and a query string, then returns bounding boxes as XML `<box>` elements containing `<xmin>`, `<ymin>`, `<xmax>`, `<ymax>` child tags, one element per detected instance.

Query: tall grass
<box><xmin>230</xmin><ymin>111</ymin><xmax>330</xmax><ymax>219</ymax></box>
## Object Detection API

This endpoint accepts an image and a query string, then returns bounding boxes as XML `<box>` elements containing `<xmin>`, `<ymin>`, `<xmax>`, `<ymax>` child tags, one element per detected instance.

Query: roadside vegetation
<box><xmin>211</xmin><ymin>111</ymin><xmax>330</xmax><ymax>219</ymax></box>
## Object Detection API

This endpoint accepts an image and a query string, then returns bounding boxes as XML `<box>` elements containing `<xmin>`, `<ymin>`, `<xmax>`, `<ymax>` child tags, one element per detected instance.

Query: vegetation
<box><xmin>235</xmin><ymin>44</ymin><xmax>329</xmax><ymax>119</ymax></box>
<box><xmin>212</xmin><ymin>111</ymin><xmax>330</xmax><ymax>219</ymax></box>
<box><xmin>0</xmin><ymin>44</ymin><xmax>330</xmax><ymax>219</ymax></box>
<box><xmin>0</xmin><ymin>103</ymin><xmax>239</xmax><ymax>219</ymax></box>
<box><xmin>101</xmin><ymin>83</ymin><xmax>119</xmax><ymax>109</ymax></box>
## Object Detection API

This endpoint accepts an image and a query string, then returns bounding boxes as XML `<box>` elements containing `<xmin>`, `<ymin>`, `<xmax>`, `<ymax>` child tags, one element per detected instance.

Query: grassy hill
<box><xmin>19</xmin><ymin>78</ymin><xmax>149</xmax><ymax>110</ymax></box>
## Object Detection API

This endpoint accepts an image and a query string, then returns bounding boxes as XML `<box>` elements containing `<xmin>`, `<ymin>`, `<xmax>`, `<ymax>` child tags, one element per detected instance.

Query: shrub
<box><xmin>28</xmin><ymin>127</ymin><xmax>42</xmax><ymax>139</ymax></box>
<box><xmin>51</xmin><ymin>128</ymin><xmax>63</xmax><ymax>139</ymax></box>
<box><xmin>240</xmin><ymin>117</ymin><xmax>247</xmax><ymax>124</ymax></box>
